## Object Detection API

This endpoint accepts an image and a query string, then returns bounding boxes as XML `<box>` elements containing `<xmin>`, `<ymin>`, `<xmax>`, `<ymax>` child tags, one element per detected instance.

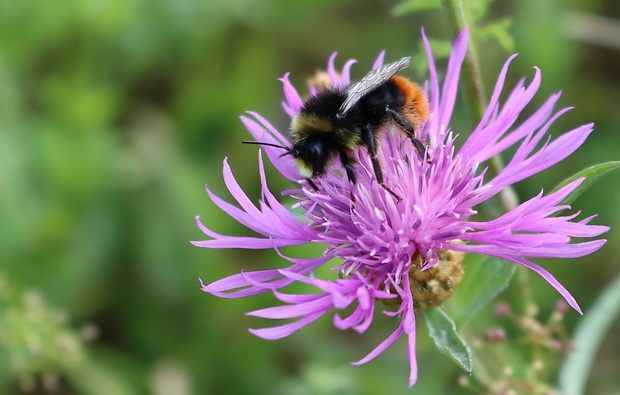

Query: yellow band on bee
<box><xmin>292</xmin><ymin>114</ymin><xmax>333</xmax><ymax>135</ymax></box>
<box><xmin>293</xmin><ymin>157</ymin><xmax>313</xmax><ymax>177</ymax></box>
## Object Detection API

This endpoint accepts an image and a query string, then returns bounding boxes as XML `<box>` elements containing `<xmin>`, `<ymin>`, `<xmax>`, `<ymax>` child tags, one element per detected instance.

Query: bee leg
<box><xmin>339</xmin><ymin>151</ymin><xmax>357</xmax><ymax>185</ymax></box>
<box><xmin>362</xmin><ymin>125</ymin><xmax>402</xmax><ymax>202</ymax></box>
<box><xmin>305</xmin><ymin>178</ymin><xmax>319</xmax><ymax>192</ymax></box>
<box><xmin>339</xmin><ymin>151</ymin><xmax>357</xmax><ymax>202</ymax></box>
<box><xmin>386</xmin><ymin>108</ymin><xmax>427</xmax><ymax>158</ymax></box>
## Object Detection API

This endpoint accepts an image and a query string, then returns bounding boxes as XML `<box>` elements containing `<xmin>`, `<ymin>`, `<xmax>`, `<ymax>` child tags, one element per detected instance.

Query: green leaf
<box><xmin>478</xmin><ymin>18</ymin><xmax>515</xmax><ymax>53</ymax></box>
<box><xmin>550</xmin><ymin>161</ymin><xmax>620</xmax><ymax>210</ymax></box>
<box><xmin>392</xmin><ymin>0</ymin><xmax>441</xmax><ymax>16</ymax></box>
<box><xmin>446</xmin><ymin>255</ymin><xmax>515</xmax><ymax>326</ymax></box>
<box><xmin>466</xmin><ymin>0</ymin><xmax>494</xmax><ymax>22</ymax></box>
<box><xmin>423</xmin><ymin>307</ymin><xmax>472</xmax><ymax>374</ymax></box>
<box><xmin>557</xmin><ymin>273</ymin><xmax>620</xmax><ymax>395</ymax></box>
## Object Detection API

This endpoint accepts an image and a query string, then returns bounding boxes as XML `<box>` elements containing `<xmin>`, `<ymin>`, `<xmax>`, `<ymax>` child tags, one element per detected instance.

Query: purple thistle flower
<box><xmin>193</xmin><ymin>29</ymin><xmax>609</xmax><ymax>386</ymax></box>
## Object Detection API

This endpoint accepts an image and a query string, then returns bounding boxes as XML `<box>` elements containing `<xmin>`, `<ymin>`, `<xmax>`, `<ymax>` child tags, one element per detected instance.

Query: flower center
<box><xmin>382</xmin><ymin>246</ymin><xmax>465</xmax><ymax>311</ymax></box>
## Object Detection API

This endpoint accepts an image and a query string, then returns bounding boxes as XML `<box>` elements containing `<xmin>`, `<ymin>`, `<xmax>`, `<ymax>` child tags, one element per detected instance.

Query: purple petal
<box><xmin>201</xmin><ymin>269</ymin><xmax>289</xmax><ymax>297</ymax></box>
<box><xmin>201</xmin><ymin>254</ymin><xmax>332</xmax><ymax>298</ymax></box>
<box><xmin>464</xmin><ymin>68</ymin><xmax>544</xmax><ymax>163</ymax></box>
<box><xmin>467</xmin><ymin>178</ymin><xmax>583</xmax><ymax>228</ymax></box>
<box><xmin>247</xmin><ymin>295</ymin><xmax>332</xmax><ymax>319</ymax></box>
<box><xmin>498</xmin><ymin>125</ymin><xmax>593</xmax><ymax>187</ymax></box>
<box><xmin>474</xmin><ymin>54</ymin><xmax>518</xmax><ymax>133</ymax></box>
<box><xmin>193</xmin><ymin>215</ymin><xmax>227</xmax><ymax>240</ymax></box>
<box><xmin>276</xmin><ymin>270</ymin><xmax>350</xmax><ymax>298</ymax></box>
<box><xmin>438</xmin><ymin>28</ymin><xmax>468</xmax><ymax>129</ymax></box>
<box><xmin>470</xmin><ymin>92</ymin><xmax>561</xmax><ymax>162</ymax></box>
<box><xmin>400</xmin><ymin>275</ymin><xmax>418</xmax><ymax>387</ymax></box>
<box><xmin>191</xmin><ymin>236</ymin><xmax>305</xmax><ymax>249</ymax></box>
<box><xmin>281</xmin><ymin>101</ymin><xmax>296</xmax><ymax>118</ymax></box>
<box><xmin>192</xmin><ymin>215</ymin><xmax>305</xmax><ymax>249</ymax></box>
<box><xmin>243</xmin><ymin>112</ymin><xmax>290</xmax><ymax>146</ymax></box>
<box><xmin>257</xmin><ymin>152</ymin><xmax>314</xmax><ymax>238</ymax></box>
<box><xmin>421</xmin><ymin>28</ymin><xmax>440</xmax><ymax>139</ymax></box>
<box><xmin>372</xmin><ymin>50</ymin><xmax>385</xmax><ymax>70</ymax></box>
<box><xmin>271</xmin><ymin>290</ymin><xmax>327</xmax><ymax>304</ymax></box>
<box><xmin>334</xmin><ymin>308</ymin><xmax>362</xmax><ymax>331</ymax></box>
<box><xmin>452</xmin><ymin>238</ymin><xmax>607</xmax><ymax>260</ymax></box>
<box><xmin>407</xmin><ymin>330</ymin><xmax>418</xmax><ymax>387</ymax></box>
<box><xmin>203</xmin><ymin>185</ymin><xmax>276</xmax><ymax>236</ymax></box>
<box><xmin>340</xmin><ymin>59</ymin><xmax>357</xmax><ymax>87</ymax></box>
<box><xmin>352</xmin><ymin>311</ymin><xmax>374</xmax><ymax>334</ymax></box>
<box><xmin>514</xmin><ymin>240</ymin><xmax>608</xmax><ymax>258</ymax></box>
<box><xmin>221</xmin><ymin>158</ymin><xmax>263</xmax><ymax>218</ymax></box>
<box><xmin>278</xmin><ymin>72</ymin><xmax>303</xmax><ymax>114</ymax></box>
<box><xmin>510</xmin><ymin>107</ymin><xmax>574</xmax><ymax>165</ymax></box>
<box><xmin>503</xmin><ymin>256</ymin><xmax>582</xmax><ymax>314</ymax></box>
<box><xmin>352</xmin><ymin>324</ymin><xmax>404</xmax><ymax>365</ymax></box>
<box><xmin>326</xmin><ymin>52</ymin><xmax>339</xmax><ymax>84</ymax></box>
<box><xmin>249</xmin><ymin>312</ymin><xmax>325</xmax><ymax>340</ymax></box>
<box><xmin>242</xmin><ymin>112</ymin><xmax>300</xmax><ymax>181</ymax></box>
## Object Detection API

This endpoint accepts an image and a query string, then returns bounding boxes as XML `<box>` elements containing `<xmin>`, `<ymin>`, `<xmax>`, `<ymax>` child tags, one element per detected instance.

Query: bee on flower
<box><xmin>193</xmin><ymin>29</ymin><xmax>608</xmax><ymax>386</ymax></box>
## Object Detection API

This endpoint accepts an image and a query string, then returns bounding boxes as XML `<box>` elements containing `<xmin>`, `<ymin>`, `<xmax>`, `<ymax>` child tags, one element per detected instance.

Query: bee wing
<box><xmin>338</xmin><ymin>56</ymin><xmax>411</xmax><ymax>116</ymax></box>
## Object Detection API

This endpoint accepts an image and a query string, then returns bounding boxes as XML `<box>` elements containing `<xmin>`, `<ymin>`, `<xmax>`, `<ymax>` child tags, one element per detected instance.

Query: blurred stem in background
<box><xmin>441</xmin><ymin>0</ymin><xmax>520</xmax><ymax>216</ymax></box>
<box><xmin>440</xmin><ymin>0</ymin><xmax>544</xmax><ymax>390</ymax></box>
<box><xmin>441</xmin><ymin>0</ymin><xmax>533</xmax><ymax>319</ymax></box>
<box><xmin>441</xmin><ymin>0</ymin><xmax>487</xmax><ymax>121</ymax></box>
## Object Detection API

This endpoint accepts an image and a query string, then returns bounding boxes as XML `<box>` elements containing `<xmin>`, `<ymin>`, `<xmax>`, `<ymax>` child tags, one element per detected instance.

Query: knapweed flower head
<box><xmin>193</xmin><ymin>29</ymin><xmax>608</xmax><ymax>386</ymax></box>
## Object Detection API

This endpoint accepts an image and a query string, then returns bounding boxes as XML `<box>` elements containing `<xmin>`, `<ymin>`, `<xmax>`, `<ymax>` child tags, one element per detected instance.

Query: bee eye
<box><xmin>308</xmin><ymin>140</ymin><xmax>324</xmax><ymax>159</ymax></box>
<box><xmin>292</xmin><ymin>138</ymin><xmax>332</xmax><ymax>178</ymax></box>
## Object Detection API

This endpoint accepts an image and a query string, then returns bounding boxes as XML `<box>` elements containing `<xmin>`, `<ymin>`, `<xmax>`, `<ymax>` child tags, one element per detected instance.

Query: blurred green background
<box><xmin>1</xmin><ymin>0</ymin><xmax>619</xmax><ymax>394</ymax></box>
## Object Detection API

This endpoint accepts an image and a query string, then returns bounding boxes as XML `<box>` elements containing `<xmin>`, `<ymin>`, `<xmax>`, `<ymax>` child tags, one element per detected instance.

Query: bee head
<box><xmin>292</xmin><ymin>138</ymin><xmax>335</xmax><ymax>178</ymax></box>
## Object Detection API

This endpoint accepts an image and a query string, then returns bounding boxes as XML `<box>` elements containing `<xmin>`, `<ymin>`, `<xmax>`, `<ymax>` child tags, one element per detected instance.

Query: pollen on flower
<box><xmin>381</xmin><ymin>245</ymin><xmax>465</xmax><ymax>311</ymax></box>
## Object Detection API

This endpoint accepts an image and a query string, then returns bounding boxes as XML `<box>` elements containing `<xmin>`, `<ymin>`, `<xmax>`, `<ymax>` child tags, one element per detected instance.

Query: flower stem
<box><xmin>441</xmin><ymin>0</ymin><xmax>535</xmax><ymax>330</ymax></box>
<box><xmin>513</xmin><ymin>266</ymin><xmax>537</xmax><ymax>316</ymax></box>
<box><xmin>440</xmin><ymin>0</ymin><xmax>519</xmax><ymax>214</ymax></box>
<box><xmin>441</xmin><ymin>0</ymin><xmax>486</xmax><ymax>122</ymax></box>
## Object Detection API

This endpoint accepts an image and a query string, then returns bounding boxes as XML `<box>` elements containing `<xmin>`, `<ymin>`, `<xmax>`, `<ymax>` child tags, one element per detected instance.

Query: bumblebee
<box><xmin>248</xmin><ymin>57</ymin><xmax>429</xmax><ymax>200</ymax></box>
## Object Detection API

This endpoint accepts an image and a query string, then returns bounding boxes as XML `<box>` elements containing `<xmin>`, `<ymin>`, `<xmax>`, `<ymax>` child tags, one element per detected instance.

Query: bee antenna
<box><xmin>242</xmin><ymin>140</ymin><xmax>293</xmax><ymax>156</ymax></box>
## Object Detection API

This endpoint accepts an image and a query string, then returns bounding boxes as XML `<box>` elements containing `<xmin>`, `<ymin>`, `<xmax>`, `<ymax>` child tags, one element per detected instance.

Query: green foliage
<box><xmin>394</xmin><ymin>0</ymin><xmax>514</xmax><ymax>54</ymax></box>
<box><xmin>424</xmin><ymin>307</ymin><xmax>473</xmax><ymax>374</ymax></box>
<box><xmin>392</xmin><ymin>0</ymin><xmax>442</xmax><ymax>16</ymax></box>
<box><xmin>445</xmin><ymin>255</ymin><xmax>516</xmax><ymax>326</ymax></box>
<box><xmin>558</xmin><ymin>274</ymin><xmax>620</xmax><ymax>395</ymax></box>
<box><xmin>551</xmin><ymin>161</ymin><xmax>620</xmax><ymax>211</ymax></box>
<box><xmin>479</xmin><ymin>18</ymin><xmax>515</xmax><ymax>53</ymax></box>
<box><xmin>0</xmin><ymin>275</ymin><xmax>85</xmax><ymax>391</ymax></box>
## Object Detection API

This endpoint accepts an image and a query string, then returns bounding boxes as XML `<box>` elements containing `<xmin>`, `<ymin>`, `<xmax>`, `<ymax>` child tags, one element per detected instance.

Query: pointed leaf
<box><xmin>447</xmin><ymin>255</ymin><xmax>516</xmax><ymax>326</ymax></box>
<box><xmin>467</xmin><ymin>0</ymin><xmax>494</xmax><ymax>21</ymax></box>
<box><xmin>478</xmin><ymin>18</ymin><xmax>515</xmax><ymax>53</ymax></box>
<box><xmin>557</xmin><ymin>273</ymin><xmax>620</xmax><ymax>395</ymax></box>
<box><xmin>392</xmin><ymin>0</ymin><xmax>441</xmax><ymax>16</ymax></box>
<box><xmin>424</xmin><ymin>307</ymin><xmax>472</xmax><ymax>374</ymax></box>
<box><xmin>551</xmin><ymin>161</ymin><xmax>620</xmax><ymax>210</ymax></box>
